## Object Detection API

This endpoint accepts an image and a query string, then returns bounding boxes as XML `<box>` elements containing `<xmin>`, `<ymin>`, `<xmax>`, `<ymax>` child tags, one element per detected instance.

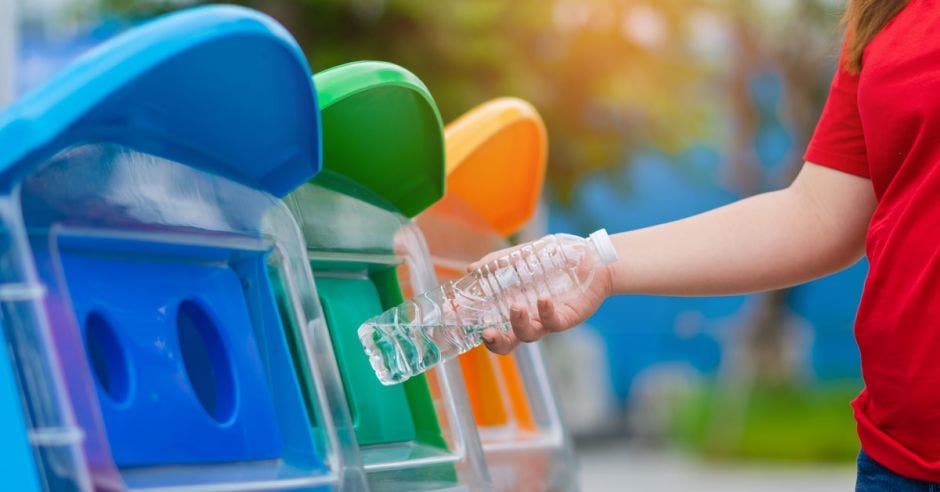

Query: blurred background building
<box><xmin>3</xmin><ymin>0</ymin><xmax>865</xmax><ymax>489</ymax></box>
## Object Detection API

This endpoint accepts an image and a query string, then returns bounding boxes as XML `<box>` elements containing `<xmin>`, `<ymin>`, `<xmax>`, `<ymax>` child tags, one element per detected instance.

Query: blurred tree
<box><xmin>725</xmin><ymin>0</ymin><xmax>843</xmax><ymax>382</ymax></box>
<box><xmin>96</xmin><ymin>0</ymin><xmax>726</xmax><ymax>201</ymax></box>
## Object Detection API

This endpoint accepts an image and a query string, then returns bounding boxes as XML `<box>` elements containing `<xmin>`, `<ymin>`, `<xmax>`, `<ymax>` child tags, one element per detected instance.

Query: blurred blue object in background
<box><xmin>551</xmin><ymin>148</ymin><xmax>746</xmax><ymax>401</ymax></box>
<box><xmin>18</xmin><ymin>20</ymin><xmax>124</xmax><ymax>96</ymax></box>
<box><xmin>790</xmin><ymin>261</ymin><xmax>867</xmax><ymax>381</ymax></box>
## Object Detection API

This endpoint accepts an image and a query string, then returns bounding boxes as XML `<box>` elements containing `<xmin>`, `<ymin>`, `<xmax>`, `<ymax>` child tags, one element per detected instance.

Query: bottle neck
<box><xmin>588</xmin><ymin>228</ymin><xmax>618</xmax><ymax>265</ymax></box>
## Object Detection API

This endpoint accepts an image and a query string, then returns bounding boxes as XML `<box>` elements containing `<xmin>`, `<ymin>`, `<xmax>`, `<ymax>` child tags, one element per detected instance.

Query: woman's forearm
<box><xmin>608</xmin><ymin>162</ymin><xmax>876</xmax><ymax>296</ymax></box>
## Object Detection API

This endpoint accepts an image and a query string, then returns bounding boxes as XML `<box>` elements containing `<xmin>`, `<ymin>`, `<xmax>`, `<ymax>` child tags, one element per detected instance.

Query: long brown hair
<box><xmin>843</xmin><ymin>0</ymin><xmax>910</xmax><ymax>73</ymax></box>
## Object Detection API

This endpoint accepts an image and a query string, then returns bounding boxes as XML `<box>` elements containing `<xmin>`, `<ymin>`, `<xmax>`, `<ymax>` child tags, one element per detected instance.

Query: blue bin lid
<box><xmin>0</xmin><ymin>5</ymin><xmax>321</xmax><ymax>197</ymax></box>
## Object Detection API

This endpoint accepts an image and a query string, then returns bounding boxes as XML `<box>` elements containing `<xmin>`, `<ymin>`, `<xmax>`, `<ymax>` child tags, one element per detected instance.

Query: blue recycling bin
<box><xmin>0</xmin><ymin>6</ymin><xmax>363</xmax><ymax>491</ymax></box>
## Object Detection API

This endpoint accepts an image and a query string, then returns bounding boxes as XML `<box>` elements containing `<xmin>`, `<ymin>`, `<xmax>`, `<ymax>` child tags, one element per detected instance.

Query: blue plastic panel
<box><xmin>58</xmin><ymin>235</ymin><xmax>287</xmax><ymax>465</ymax></box>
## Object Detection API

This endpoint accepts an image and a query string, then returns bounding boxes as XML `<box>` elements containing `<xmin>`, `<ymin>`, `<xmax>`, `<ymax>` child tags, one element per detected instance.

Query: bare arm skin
<box><xmin>480</xmin><ymin>162</ymin><xmax>876</xmax><ymax>354</ymax></box>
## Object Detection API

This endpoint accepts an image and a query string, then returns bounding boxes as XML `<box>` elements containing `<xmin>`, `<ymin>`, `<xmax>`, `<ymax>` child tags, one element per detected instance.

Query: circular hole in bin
<box><xmin>85</xmin><ymin>312</ymin><xmax>132</xmax><ymax>405</ymax></box>
<box><xmin>177</xmin><ymin>300</ymin><xmax>236</xmax><ymax>424</ymax></box>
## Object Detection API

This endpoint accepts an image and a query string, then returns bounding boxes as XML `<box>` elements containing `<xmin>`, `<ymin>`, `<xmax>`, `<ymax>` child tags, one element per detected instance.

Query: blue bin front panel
<box><xmin>58</xmin><ymin>236</ymin><xmax>284</xmax><ymax>466</ymax></box>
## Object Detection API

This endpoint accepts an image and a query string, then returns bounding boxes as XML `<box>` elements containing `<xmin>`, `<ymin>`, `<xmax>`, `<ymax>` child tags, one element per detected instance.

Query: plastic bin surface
<box><xmin>0</xmin><ymin>329</ymin><xmax>41</xmax><ymax>492</ymax></box>
<box><xmin>0</xmin><ymin>6</ymin><xmax>358</xmax><ymax>491</ymax></box>
<box><xmin>415</xmin><ymin>97</ymin><xmax>578</xmax><ymax>491</ymax></box>
<box><xmin>284</xmin><ymin>61</ymin><xmax>490</xmax><ymax>491</ymax></box>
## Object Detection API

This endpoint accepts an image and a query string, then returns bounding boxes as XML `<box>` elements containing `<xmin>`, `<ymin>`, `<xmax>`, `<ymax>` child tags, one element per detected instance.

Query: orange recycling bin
<box><xmin>410</xmin><ymin>98</ymin><xmax>577</xmax><ymax>491</ymax></box>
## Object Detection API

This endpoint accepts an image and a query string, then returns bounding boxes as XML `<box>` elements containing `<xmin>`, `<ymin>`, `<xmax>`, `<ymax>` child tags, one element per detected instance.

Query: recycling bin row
<box><xmin>0</xmin><ymin>6</ymin><xmax>576</xmax><ymax>492</ymax></box>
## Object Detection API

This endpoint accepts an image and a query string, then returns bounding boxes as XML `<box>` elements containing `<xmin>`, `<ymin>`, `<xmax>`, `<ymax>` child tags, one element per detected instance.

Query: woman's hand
<box><xmin>468</xmin><ymin>245</ymin><xmax>614</xmax><ymax>355</ymax></box>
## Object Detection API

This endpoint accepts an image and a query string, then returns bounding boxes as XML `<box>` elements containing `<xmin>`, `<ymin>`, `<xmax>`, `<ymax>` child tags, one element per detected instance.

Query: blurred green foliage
<box><xmin>92</xmin><ymin>0</ymin><xmax>786</xmax><ymax>200</ymax></box>
<box><xmin>672</xmin><ymin>382</ymin><xmax>862</xmax><ymax>462</ymax></box>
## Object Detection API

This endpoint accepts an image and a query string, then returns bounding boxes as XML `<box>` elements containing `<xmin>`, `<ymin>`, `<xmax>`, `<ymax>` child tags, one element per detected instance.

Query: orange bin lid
<box><xmin>444</xmin><ymin>97</ymin><xmax>547</xmax><ymax>237</ymax></box>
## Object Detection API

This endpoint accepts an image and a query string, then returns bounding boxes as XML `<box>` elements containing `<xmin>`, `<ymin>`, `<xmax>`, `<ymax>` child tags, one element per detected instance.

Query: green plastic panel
<box><xmin>369</xmin><ymin>268</ymin><xmax>447</xmax><ymax>449</ymax></box>
<box><xmin>316</xmin><ymin>275</ymin><xmax>416</xmax><ymax>445</ymax></box>
<box><xmin>314</xmin><ymin>270</ymin><xmax>448</xmax><ymax>449</ymax></box>
<box><xmin>313</xmin><ymin>61</ymin><xmax>445</xmax><ymax>218</ymax></box>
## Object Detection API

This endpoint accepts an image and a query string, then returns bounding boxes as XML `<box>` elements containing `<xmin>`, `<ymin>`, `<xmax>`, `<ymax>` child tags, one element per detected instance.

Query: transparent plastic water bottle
<box><xmin>359</xmin><ymin>229</ymin><xmax>619</xmax><ymax>385</ymax></box>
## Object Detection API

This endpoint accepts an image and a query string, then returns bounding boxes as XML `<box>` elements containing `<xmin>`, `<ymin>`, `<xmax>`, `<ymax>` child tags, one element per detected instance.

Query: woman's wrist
<box><xmin>605</xmin><ymin>231</ymin><xmax>635</xmax><ymax>295</ymax></box>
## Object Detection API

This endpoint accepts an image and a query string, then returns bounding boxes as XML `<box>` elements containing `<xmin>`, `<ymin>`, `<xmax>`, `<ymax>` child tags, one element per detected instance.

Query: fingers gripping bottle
<box><xmin>359</xmin><ymin>229</ymin><xmax>619</xmax><ymax>385</ymax></box>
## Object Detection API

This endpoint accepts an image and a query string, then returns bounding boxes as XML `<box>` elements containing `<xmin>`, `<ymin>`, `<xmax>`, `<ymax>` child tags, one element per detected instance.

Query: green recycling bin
<box><xmin>281</xmin><ymin>61</ymin><xmax>491</xmax><ymax>492</ymax></box>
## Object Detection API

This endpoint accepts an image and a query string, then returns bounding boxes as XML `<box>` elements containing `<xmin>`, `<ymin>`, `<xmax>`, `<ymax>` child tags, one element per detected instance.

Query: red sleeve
<box><xmin>803</xmin><ymin>49</ymin><xmax>870</xmax><ymax>178</ymax></box>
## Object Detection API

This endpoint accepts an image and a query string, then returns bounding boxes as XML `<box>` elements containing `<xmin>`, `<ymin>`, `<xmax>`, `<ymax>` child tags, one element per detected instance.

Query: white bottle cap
<box><xmin>588</xmin><ymin>228</ymin><xmax>618</xmax><ymax>265</ymax></box>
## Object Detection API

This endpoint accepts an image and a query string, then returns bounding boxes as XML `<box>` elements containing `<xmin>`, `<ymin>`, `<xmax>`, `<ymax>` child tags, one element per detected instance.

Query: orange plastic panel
<box><xmin>444</xmin><ymin>98</ymin><xmax>547</xmax><ymax>237</ymax></box>
<box><xmin>495</xmin><ymin>352</ymin><xmax>536</xmax><ymax>433</ymax></box>
<box><xmin>458</xmin><ymin>347</ymin><xmax>509</xmax><ymax>425</ymax></box>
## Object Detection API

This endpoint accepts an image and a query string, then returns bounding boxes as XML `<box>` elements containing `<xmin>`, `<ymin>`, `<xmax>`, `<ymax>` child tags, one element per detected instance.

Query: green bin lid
<box><xmin>312</xmin><ymin>61</ymin><xmax>445</xmax><ymax>218</ymax></box>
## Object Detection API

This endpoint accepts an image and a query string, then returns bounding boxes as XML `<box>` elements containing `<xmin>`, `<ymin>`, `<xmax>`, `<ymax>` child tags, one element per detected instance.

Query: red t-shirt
<box><xmin>805</xmin><ymin>0</ymin><xmax>940</xmax><ymax>482</ymax></box>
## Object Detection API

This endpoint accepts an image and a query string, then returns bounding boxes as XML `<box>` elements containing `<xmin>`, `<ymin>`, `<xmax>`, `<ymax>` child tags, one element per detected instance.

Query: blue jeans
<box><xmin>857</xmin><ymin>450</ymin><xmax>940</xmax><ymax>491</ymax></box>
